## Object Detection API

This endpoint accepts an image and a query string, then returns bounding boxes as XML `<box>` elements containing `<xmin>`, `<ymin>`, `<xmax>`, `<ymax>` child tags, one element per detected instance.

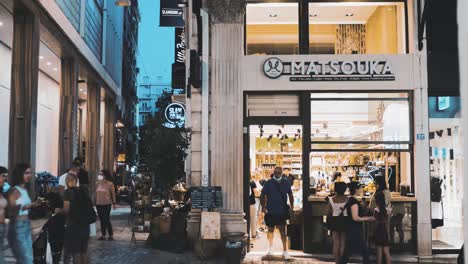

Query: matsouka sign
<box><xmin>263</xmin><ymin>57</ymin><xmax>396</xmax><ymax>82</ymax></box>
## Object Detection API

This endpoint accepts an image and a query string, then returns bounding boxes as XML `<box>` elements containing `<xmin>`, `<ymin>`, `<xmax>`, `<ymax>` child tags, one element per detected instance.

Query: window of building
<box><xmin>245</xmin><ymin>1</ymin><xmax>407</xmax><ymax>55</ymax></box>
<box><xmin>246</xmin><ymin>3</ymin><xmax>299</xmax><ymax>55</ymax></box>
<box><xmin>309</xmin><ymin>2</ymin><xmax>406</xmax><ymax>54</ymax></box>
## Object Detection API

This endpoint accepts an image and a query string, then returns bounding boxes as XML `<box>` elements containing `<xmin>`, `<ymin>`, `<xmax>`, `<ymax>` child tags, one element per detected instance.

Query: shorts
<box><xmin>265</xmin><ymin>214</ymin><xmax>287</xmax><ymax>228</ymax></box>
<box><xmin>64</xmin><ymin>224</ymin><xmax>90</xmax><ymax>254</ymax></box>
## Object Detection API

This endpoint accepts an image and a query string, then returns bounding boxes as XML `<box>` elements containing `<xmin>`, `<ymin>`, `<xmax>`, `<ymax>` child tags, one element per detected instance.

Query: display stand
<box><xmin>129</xmin><ymin>176</ymin><xmax>152</xmax><ymax>245</ymax></box>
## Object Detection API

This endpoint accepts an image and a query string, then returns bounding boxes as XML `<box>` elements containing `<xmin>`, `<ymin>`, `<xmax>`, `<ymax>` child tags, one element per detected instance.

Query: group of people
<box><xmin>0</xmin><ymin>157</ymin><xmax>117</xmax><ymax>264</ymax></box>
<box><xmin>328</xmin><ymin>172</ymin><xmax>392</xmax><ymax>264</ymax></box>
<box><xmin>249</xmin><ymin>167</ymin><xmax>296</xmax><ymax>260</ymax></box>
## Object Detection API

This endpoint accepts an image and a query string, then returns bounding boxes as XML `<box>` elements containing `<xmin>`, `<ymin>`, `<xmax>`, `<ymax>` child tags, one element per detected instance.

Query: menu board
<box><xmin>190</xmin><ymin>187</ymin><xmax>223</xmax><ymax>209</ymax></box>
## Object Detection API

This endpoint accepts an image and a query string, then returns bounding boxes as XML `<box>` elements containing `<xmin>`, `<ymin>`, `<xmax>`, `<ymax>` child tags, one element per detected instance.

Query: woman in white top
<box><xmin>327</xmin><ymin>182</ymin><xmax>349</xmax><ymax>264</ymax></box>
<box><xmin>7</xmin><ymin>163</ymin><xmax>40</xmax><ymax>264</ymax></box>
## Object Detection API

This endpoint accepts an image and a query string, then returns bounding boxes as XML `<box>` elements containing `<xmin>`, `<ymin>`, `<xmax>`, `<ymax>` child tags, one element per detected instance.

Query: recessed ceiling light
<box><xmin>53</xmin><ymin>68</ymin><xmax>58</xmax><ymax>71</ymax></box>
<box><xmin>0</xmin><ymin>22</ymin><xmax>3</xmax><ymax>26</ymax></box>
<box><xmin>345</xmin><ymin>13</ymin><xmax>354</xmax><ymax>17</ymax></box>
<box><xmin>39</xmin><ymin>56</ymin><xmax>44</xmax><ymax>60</ymax></box>
<box><xmin>80</xmin><ymin>88</ymin><xmax>83</xmax><ymax>92</ymax></box>
<box><xmin>309</xmin><ymin>14</ymin><xmax>318</xmax><ymax>17</ymax></box>
<box><xmin>46</xmin><ymin>62</ymin><xmax>51</xmax><ymax>66</ymax></box>
<box><xmin>268</xmin><ymin>14</ymin><xmax>278</xmax><ymax>18</ymax></box>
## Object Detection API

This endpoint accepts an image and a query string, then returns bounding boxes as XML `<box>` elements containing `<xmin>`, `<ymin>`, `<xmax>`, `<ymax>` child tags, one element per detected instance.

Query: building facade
<box><xmin>137</xmin><ymin>81</ymin><xmax>172</xmax><ymax>126</ymax></box>
<box><xmin>0</xmin><ymin>0</ymin><xmax>125</xmax><ymax>191</ymax></box>
<box><xmin>183</xmin><ymin>0</ymin><xmax>438</xmax><ymax>259</ymax></box>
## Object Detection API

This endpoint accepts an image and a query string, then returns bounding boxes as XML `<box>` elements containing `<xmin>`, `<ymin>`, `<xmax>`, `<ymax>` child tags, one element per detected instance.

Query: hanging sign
<box><xmin>263</xmin><ymin>57</ymin><xmax>396</xmax><ymax>81</ymax></box>
<box><xmin>160</xmin><ymin>0</ymin><xmax>185</xmax><ymax>27</ymax></box>
<box><xmin>172</xmin><ymin>28</ymin><xmax>186</xmax><ymax>90</ymax></box>
<box><xmin>163</xmin><ymin>103</ymin><xmax>185</xmax><ymax>128</ymax></box>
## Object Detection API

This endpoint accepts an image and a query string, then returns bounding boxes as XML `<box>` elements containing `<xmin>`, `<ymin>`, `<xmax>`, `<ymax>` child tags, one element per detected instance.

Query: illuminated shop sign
<box><xmin>263</xmin><ymin>57</ymin><xmax>395</xmax><ymax>81</ymax></box>
<box><xmin>164</xmin><ymin>103</ymin><xmax>186</xmax><ymax>128</ymax></box>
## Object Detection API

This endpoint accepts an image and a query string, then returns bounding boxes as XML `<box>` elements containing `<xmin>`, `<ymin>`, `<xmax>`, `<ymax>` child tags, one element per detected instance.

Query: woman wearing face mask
<box><xmin>7</xmin><ymin>163</ymin><xmax>40</xmax><ymax>264</ymax></box>
<box><xmin>95</xmin><ymin>169</ymin><xmax>116</xmax><ymax>241</ymax></box>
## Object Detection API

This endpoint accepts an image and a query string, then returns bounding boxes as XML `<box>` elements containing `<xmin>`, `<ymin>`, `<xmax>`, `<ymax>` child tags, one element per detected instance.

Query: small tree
<box><xmin>139</xmin><ymin>92</ymin><xmax>190</xmax><ymax>197</ymax></box>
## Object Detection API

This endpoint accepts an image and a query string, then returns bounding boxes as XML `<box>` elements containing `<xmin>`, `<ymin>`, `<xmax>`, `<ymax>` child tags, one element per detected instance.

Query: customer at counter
<box><xmin>370</xmin><ymin>176</ymin><xmax>391</xmax><ymax>209</ymax></box>
<box><xmin>327</xmin><ymin>182</ymin><xmax>348</xmax><ymax>264</ymax></box>
<box><xmin>341</xmin><ymin>182</ymin><xmax>375</xmax><ymax>264</ymax></box>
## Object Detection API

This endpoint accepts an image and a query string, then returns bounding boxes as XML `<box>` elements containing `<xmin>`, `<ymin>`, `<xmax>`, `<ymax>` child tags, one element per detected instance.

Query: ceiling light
<box><xmin>268</xmin><ymin>14</ymin><xmax>278</xmax><ymax>18</ymax></box>
<box><xmin>53</xmin><ymin>68</ymin><xmax>58</xmax><ymax>71</ymax></box>
<box><xmin>79</xmin><ymin>88</ymin><xmax>83</xmax><ymax>92</ymax></box>
<box><xmin>309</xmin><ymin>14</ymin><xmax>318</xmax><ymax>17</ymax></box>
<box><xmin>39</xmin><ymin>56</ymin><xmax>44</xmax><ymax>60</ymax></box>
<box><xmin>46</xmin><ymin>62</ymin><xmax>51</xmax><ymax>66</ymax></box>
<box><xmin>115</xmin><ymin>0</ymin><xmax>131</xmax><ymax>6</ymax></box>
<box><xmin>345</xmin><ymin>13</ymin><xmax>354</xmax><ymax>17</ymax></box>
<box><xmin>0</xmin><ymin>22</ymin><xmax>3</xmax><ymax>26</ymax></box>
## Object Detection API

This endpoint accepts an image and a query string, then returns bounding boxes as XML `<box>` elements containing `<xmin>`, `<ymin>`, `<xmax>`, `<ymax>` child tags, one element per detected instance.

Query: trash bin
<box><xmin>225</xmin><ymin>241</ymin><xmax>243</xmax><ymax>264</ymax></box>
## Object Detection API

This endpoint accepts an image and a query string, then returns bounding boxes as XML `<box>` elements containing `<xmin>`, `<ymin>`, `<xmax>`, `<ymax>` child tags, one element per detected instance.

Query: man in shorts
<box><xmin>260</xmin><ymin>166</ymin><xmax>294</xmax><ymax>260</ymax></box>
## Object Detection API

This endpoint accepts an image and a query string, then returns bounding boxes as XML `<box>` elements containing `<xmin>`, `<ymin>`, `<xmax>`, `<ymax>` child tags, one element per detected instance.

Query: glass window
<box><xmin>246</xmin><ymin>3</ymin><xmax>299</xmax><ymax>55</ymax></box>
<box><xmin>308</xmin><ymin>2</ymin><xmax>406</xmax><ymax>54</ymax></box>
<box><xmin>311</xmin><ymin>92</ymin><xmax>411</xmax><ymax>143</ymax></box>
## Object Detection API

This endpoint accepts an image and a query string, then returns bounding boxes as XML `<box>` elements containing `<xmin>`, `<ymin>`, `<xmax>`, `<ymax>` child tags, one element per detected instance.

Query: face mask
<box><xmin>274</xmin><ymin>175</ymin><xmax>282</xmax><ymax>181</ymax></box>
<box><xmin>98</xmin><ymin>175</ymin><xmax>104</xmax><ymax>181</ymax></box>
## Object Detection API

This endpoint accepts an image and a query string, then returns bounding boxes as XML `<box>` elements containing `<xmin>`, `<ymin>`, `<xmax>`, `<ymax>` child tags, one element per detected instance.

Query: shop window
<box><xmin>246</xmin><ymin>94</ymin><xmax>300</xmax><ymax>117</ymax></box>
<box><xmin>246</xmin><ymin>3</ymin><xmax>299</xmax><ymax>55</ymax></box>
<box><xmin>308</xmin><ymin>2</ymin><xmax>406</xmax><ymax>54</ymax></box>
<box><xmin>310</xmin><ymin>92</ymin><xmax>411</xmax><ymax>143</ymax></box>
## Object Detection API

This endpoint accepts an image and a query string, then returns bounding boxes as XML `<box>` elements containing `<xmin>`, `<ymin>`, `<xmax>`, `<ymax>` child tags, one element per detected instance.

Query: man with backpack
<box><xmin>260</xmin><ymin>166</ymin><xmax>294</xmax><ymax>260</ymax></box>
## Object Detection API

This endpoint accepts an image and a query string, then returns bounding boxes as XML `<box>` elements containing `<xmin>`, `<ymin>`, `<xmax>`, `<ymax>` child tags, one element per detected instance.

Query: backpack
<box><xmin>69</xmin><ymin>188</ymin><xmax>97</xmax><ymax>225</ymax></box>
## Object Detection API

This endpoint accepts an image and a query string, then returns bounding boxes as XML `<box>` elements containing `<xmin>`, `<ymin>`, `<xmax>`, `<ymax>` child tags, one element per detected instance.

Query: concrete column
<box><xmin>86</xmin><ymin>81</ymin><xmax>101</xmax><ymax>192</ymax></box>
<box><xmin>458</xmin><ymin>0</ymin><xmax>468</xmax><ymax>262</ymax></box>
<box><xmin>8</xmin><ymin>7</ymin><xmax>40</xmax><ymax>173</ymax></box>
<box><xmin>210</xmin><ymin>23</ymin><xmax>246</xmax><ymax>234</ymax></box>
<box><xmin>58</xmin><ymin>58</ymin><xmax>79</xmax><ymax>174</ymax></box>
<box><xmin>103</xmin><ymin>96</ymin><xmax>116</xmax><ymax>172</ymax></box>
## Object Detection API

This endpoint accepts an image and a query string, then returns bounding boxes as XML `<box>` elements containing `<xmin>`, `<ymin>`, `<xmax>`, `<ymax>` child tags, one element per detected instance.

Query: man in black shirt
<box><xmin>73</xmin><ymin>157</ymin><xmax>89</xmax><ymax>189</ymax></box>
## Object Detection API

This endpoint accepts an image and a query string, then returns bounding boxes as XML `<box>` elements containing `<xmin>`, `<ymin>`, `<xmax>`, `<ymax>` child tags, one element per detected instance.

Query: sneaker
<box><xmin>108</xmin><ymin>236</ymin><xmax>114</xmax><ymax>241</ymax></box>
<box><xmin>97</xmin><ymin>236</ymin><xmax>105</xmax><ymax>241</ymax></box>
<box><xmin>282</xmin><ymin>251</ymin><xmax>292</xmax><ymax>260</ymax></box>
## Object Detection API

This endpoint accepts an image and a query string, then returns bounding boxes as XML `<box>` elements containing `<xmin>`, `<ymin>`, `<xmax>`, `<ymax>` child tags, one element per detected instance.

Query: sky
<box><xmin>137</xmin><ymin>0</ymin><xmax>174</xmax><ymax>85</ymax></box>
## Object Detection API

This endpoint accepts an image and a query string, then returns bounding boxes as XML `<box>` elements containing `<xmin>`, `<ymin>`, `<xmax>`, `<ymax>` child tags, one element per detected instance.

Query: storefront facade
<box><xmin>184</xmin><ymin>0</ymin><xmax>436</xmax><ymax>258</ymax></box>
<box><xmin>0</xmin><ymin>0</ymin><xmax>122</xmax><ymax>191</ymax></box>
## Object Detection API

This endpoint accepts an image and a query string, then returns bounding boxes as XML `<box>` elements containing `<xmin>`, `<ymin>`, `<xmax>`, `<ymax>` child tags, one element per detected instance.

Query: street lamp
<box><xmin>115</xmin><ymin>0</ymin><xmax>131</xmax><ymax>7</ymax></box>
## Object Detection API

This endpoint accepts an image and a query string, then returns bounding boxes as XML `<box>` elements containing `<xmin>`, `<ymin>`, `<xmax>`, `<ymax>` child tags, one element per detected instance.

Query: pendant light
<box><xmin>115</xmin><ymin>0</ymin><xmax>131</xmax><ymax>7</ymax></box>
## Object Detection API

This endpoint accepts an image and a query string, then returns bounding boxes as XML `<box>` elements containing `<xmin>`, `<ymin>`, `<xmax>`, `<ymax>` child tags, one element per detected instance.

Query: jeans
<box><xmin>8</xmin><ymin>219</ymin><xmax>33</xmax><ymax>264</ymax></box>
<box><xmin>96</xmin><ymin>205</ymin><xmax>113</xmax><ymax>237</ymax></box>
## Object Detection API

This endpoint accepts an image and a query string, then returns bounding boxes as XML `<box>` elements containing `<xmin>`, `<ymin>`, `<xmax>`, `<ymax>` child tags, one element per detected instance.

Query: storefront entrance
<box><xmin>244</xmin><ymin>91</ymin><xmax>418</xmax><ymax>255</ymax></box>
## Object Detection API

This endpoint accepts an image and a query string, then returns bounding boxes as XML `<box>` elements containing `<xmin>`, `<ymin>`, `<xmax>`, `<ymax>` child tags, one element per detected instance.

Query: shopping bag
<box><xmin>46</xmin><ymin>242</ymin><xmax>52</xmax><ymax>264</ymax></box>
<box><xmin>90</xmin><ymin>223</ymin><xmax>97</xmax><ymax>237</ymax></box>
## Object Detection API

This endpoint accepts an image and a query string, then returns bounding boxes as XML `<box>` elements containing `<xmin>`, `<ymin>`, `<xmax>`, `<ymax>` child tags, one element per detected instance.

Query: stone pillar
<box><xmin>8</xmin><ymin>7</ymin><xmax>40</xmax><ymax>174</ymax></box>
<box><xmin>86</xmin><ymin>81</ymin><xmax>101</xmax><ymax>192</ymax></box>
<box><xmin>103</xmin><ymin>96</ymin><xmax>115</xmax><ymax>172</ymax></box>
<box><xmin>58</xmin><ymin>58</ymin><xmax>78</xmax><ymax>174</ymax></box>
<box><xmin>208</xmin><ymin>1</ymin><xmax>247</xmax><ymax>235</ymax></box>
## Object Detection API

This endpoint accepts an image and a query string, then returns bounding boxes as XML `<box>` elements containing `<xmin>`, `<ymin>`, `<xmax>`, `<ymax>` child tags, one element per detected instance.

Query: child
<box><xmin>373</xmin><ymin>191</ymin><xmax>391</xmax><ymax>264</ymax></box>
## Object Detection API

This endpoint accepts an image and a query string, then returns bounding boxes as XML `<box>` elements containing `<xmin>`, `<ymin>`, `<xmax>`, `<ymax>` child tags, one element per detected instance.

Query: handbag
<box><xmin>273</xmin><ymin>180</ymin><xmax>291</xmax><ymax>220</ymax></box>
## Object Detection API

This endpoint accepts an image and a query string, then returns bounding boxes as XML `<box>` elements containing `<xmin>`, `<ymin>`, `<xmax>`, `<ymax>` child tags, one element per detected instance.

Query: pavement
<box><xmin>3</xmin><ymin>206</ymin><xmax>459</xmax><ymax>263</ymax></box>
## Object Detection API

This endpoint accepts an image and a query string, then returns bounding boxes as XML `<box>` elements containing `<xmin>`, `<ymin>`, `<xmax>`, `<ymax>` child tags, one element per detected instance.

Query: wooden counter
<box><xmin>308</xmin><ymin>194</ymin><xmax>417</xmax><ymax>203</ymax></box>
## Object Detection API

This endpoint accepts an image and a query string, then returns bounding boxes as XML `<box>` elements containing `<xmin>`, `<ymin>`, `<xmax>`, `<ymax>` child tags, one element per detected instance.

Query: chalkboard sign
<box><xmin>190</xmin><ymin>187</ymin><xmax>223</xmax><ymax>209</ymax></box>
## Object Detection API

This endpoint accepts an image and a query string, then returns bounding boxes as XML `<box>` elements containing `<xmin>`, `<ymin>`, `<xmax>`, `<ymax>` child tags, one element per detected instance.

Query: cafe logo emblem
<box><xmin>164</xmin><ymin>103</ymin><xmax>185</xmax><ymax>128</ymax></box>
<box><xmin>263</xmin><ymin>57</ymin><xmax>284</xmax><ymax>79</ymax></box>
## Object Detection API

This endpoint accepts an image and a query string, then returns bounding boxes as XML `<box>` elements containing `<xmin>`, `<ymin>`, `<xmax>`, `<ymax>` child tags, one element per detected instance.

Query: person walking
<box><xmin>249</xmin><ymin>175</ymin><xmax>260</xmax><ymax>239</ymax></box>
<box><xmin>63</xmin><ymin>174</ymin><xmax>95</xmax><ymax>264</ymax></box>
<box><xmin>373</xmin><ymin>192</ymin><xmax>391</xmax><ymax>264</ymax></box>
<box><xmin>327</xmin><ymin>182</ymin><xmax>348</xmax><ymax>264</ymax></box>
<box><xmin>73</xmin><ymin>158</ymin><xmax>89</xmax><ymax>191</ymax></box>
<box><xmin>260</xmin><ymin>166</ymin><xmax>294</xmax><ymax>260</ymax></box>
<box><xmin>7</xmin><ymin>164</ymin><xmax>40</xmax><ymax>264</ymax></box>
<box><xmin>0</xmin><ymin>166</ymin><xmax>9</xmax><ymax>263</ymax></box>
<box><xmin>59</xmin><ymin>162</ymin><xmax>81</xmax><ymax>194</ymax></box>
<box><xmin>95</xmin><ymin>169</ymin><xmax>116</xmax><ymax>241</ymax></box>
<box><xmin>340</xmin><ymin>182</ymin><xmax>374</xmax><ymax>264</ymax></box>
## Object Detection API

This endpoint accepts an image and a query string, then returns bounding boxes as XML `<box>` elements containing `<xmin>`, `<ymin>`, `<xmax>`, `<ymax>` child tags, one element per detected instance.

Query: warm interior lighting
<box><xmin>115</xmin><ymin>0</ymin><xmax>131</xmax><ymax>7</ymax></box>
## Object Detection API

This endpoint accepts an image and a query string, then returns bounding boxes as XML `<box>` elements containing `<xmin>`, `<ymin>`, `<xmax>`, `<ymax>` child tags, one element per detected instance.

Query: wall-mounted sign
<box><xmin>160</xmin><ymin>0</ymin><xmax>184</xmax><ymax>28</ymax></box>
<box><xmin>175</xmin><ymin>28</ymin><xmax>185</xmax><ymax>63</ymax></box>
<box><xmin>190</xmin><ymin>187</ymin><xmax>223</xmax><ymax>209</ymax></box>
<box><xmin>417</xmin><ymin>133</ymin><xmax>426</xmax><ymax>140</ymax></box>
<box><xmin>163</xmin><ymin>103</ymin><xmax>185</xmax><ymax>128</ymax></box>
<box><xmin>172</xmin><ymin>28</ymin><xmax>186</xmax><ymax>90</ymax></box>
<box><xmin>263</xmin><ymin>57</ymin><xmax>395</xmax><ymax>82</ymax></box>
